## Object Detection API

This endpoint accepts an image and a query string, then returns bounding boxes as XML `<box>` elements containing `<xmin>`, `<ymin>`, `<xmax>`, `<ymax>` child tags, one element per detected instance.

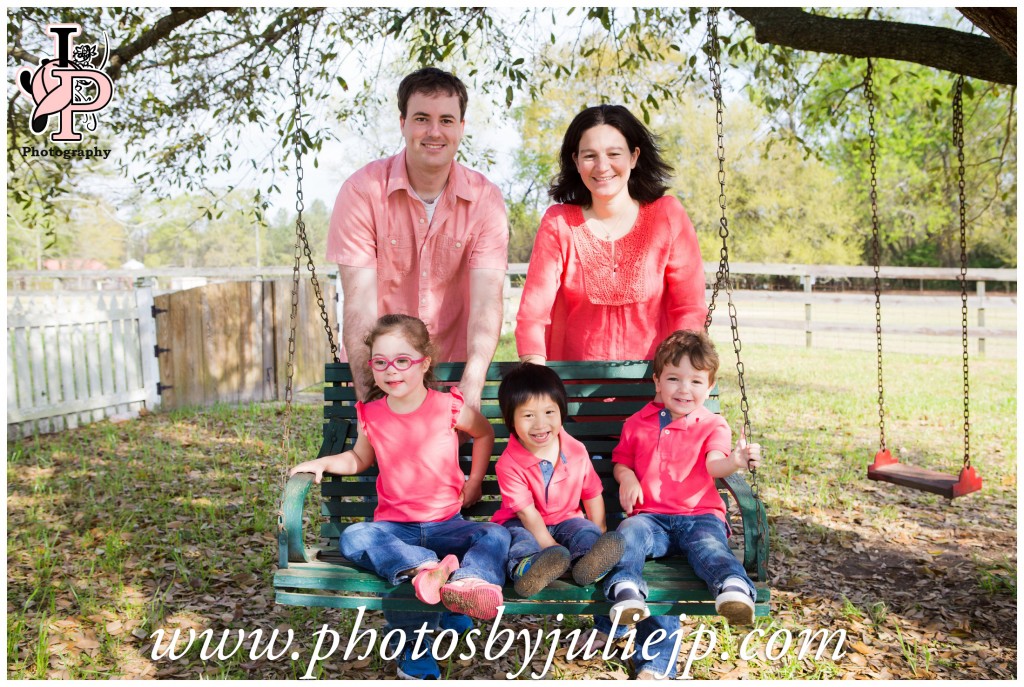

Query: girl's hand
<box><xmin>732</xmin><ymin>429</ymin><xmax>762</xmax><ymax>472</ymax></box>
<box><xmin>288</xmin><ymin>460</ymin><xmax>326</xmax><ymax>484</ymax></box>
<box><xmin>460</xmin><ymin>478</ymin><xmax>483</xmax><ymax>508</ymax></box>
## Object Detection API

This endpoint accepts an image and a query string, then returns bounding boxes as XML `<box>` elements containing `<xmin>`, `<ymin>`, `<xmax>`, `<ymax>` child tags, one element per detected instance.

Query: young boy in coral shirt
<box><xmin>491</xmin><ymin>363</ymin><xmax>625</xmax><ymax>597</ymax></box>
<box><xmin>605</xmin><ymin>329</ymin><xmax>761</xmax><ymax>631</ymax></box>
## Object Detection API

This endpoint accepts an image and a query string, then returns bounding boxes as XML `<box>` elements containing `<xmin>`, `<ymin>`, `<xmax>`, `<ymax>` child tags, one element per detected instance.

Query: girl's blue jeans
<box><xmin>594</xmin><ymin>512</ymin><xmax>756</xmax><ymax>678</ymax></box>
<box><xmin>503</xmin><ymin>516</ymin><xmax>601</xmax><ymax>578</ymax></box>
<box><xmin>340</xmin><ymin>514</ymin><xmax>510</xmax><ymax>642</ymax></box>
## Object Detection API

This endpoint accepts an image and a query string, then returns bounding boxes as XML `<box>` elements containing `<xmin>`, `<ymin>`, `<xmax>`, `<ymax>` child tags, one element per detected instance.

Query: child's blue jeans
<box><xmin>502</xmin><ymin>516</ymin><xmax>601</xmax><ymax>578</ymax></box>
<box><xmin>595</xmin><ymin>512</ymin><xmax>756</xmax><ymax>678</ymax></box>
<box><xmin>340</xmin><ymin>514</ymin><xmax>510</xmax><ymax>643</ymax></box>
<box><xmin>340</xmin><ymin>513</ymin><xmax>510</xmax><ymax>586</ymax></box>
<box><xmin>602</xmin><ymin>512</ymin><xmax>754</xmax><ymax>601</ymax></box>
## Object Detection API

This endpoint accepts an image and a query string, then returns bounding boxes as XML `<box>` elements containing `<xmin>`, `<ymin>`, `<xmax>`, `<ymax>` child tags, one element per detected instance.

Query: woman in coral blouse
<box><xmin>515</xmin><ymin>104</ymin><xmax>708</xmax><ymax>363</ymax></box>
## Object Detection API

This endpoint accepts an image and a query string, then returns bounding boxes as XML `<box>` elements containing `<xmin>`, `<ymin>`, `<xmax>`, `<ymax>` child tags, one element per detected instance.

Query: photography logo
<box><xmin>16</xmin><ymin>23</ymin><xmax>114</xmax><ymax>143</ymax></box>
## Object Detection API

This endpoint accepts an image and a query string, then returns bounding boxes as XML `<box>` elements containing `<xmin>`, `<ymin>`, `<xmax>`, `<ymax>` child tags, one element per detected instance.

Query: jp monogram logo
<box><xmin>16</xmin><ymin>23</ymin><xmax>114</xmax><ymax>142</ymax></box>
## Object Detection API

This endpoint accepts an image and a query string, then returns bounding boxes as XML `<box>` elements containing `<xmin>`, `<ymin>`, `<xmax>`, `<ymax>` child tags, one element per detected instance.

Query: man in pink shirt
<box><xmin>327</xmin><ymin>68</ymin><xmax>509</xmax><ymax>408</ymax></box>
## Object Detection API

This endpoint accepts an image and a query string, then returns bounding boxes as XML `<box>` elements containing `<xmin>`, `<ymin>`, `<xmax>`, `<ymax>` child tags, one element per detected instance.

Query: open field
<box><xmin>6</xmin><ymin>341</ymin><xmax>1016</xmax><ymax>679</ymax></box>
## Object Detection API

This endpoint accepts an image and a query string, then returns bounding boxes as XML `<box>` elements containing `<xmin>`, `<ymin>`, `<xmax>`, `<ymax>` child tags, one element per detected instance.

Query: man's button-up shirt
<box><xmin>328</xmin><ymin>150</ymin><xmax>509</xmax><ymax>361</ymax></box>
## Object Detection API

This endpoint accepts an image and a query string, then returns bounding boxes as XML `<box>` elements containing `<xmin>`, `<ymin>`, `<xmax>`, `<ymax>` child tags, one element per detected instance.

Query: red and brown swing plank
<box><xmin>868</xmin><ymin>450</ymin><xmax>983</xmax><ymax>498</ymax></box>
<box><xmin>276</xmin><ymin>360</ymin><xmax>770</xmax><ymax>618</ymax></box>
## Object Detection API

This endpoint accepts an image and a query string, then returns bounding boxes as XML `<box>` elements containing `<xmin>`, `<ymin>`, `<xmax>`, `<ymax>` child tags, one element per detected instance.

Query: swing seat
<box><xmin>868</xmin><ymin>450</ymin><xmax>983</xmax><ymax>499</ymax></box>
<box><xmin>274</xmin><ymin>360</ymin><xmax>770</xmax><ymax>619</ymax></box>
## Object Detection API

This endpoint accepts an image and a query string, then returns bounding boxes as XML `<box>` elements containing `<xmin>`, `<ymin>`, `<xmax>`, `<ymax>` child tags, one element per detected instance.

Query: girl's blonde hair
<box><xmin>363</xmin><ymin>314</ymin><xmax>439</xmax><ymax>402</ymax></box>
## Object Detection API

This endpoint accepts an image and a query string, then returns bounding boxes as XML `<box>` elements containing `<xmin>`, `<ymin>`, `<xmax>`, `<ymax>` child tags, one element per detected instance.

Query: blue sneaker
<box><xmin>439</xmin><ymin>611</ymin><xmax>473</xmax><ymax>635</ymax></box>
<box><xmin>396</xmin><ymin>644</ymin><xmax>440</xmax><ymax>680</ymax></box>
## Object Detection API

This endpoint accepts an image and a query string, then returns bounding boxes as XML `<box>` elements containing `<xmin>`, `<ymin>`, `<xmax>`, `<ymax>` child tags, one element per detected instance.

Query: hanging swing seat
<box><xmin>862</xmin><ymin>65</ymin><xmax>982</xmax><ymax>501</ymax></box>
<box><xmin>868</xmin><ymin>450</ymin><xmax>983</xmax><ymax>499</ymax></box>
<box><xmin>274</xmin><ymin>360</ymin><xmax>770</xmax><ymax>618</ymax></box>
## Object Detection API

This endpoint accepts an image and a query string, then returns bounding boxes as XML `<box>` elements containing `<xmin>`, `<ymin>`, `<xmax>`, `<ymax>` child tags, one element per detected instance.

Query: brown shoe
<box><xmin>572</xmin><ymin>531</ymin><xmax>625</xmax><ymax>586</ymax></box>
<box><xmin>512</xmin><ymin>546</ymin><xmax>570</xmax><ymax>597</ymax></box>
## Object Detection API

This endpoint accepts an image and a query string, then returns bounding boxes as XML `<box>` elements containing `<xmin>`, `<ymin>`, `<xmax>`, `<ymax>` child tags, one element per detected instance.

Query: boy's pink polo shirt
<box><xmin>491</xmin><ymin>429</ymin><xmax>603</xmax><ymax>526</ymax></box>
<box><xmin>612</xmin><ymin>402</ymin><xmax>732</xmax><ymax>522</ymax></box>
<box><xmin>356</xmin><ymin>387</ymin><xmax>466</xmax><ymax>523</ymax></box>
<box><xmin>327</xmin><ymin>151</ymin><xmax>509</xmax><ymax>362</ymax></box>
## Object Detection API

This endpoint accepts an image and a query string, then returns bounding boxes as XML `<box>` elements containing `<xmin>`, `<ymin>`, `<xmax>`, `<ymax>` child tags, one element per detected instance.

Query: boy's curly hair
<box><xmin>652</xmin><ymin>329</ymin><xmax>719</xmax><ymax>384</ymax></box>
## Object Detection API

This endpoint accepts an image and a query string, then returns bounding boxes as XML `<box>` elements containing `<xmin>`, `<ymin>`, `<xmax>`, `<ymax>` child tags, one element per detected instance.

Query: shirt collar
<box><xmin>506</xmin><ymin>428</ymin><xmax>569</xmax><ymax>468</ymax></box>
<box><xmin>386</xmin><ymin>149</ymin><xmax>476</xmax><ymax>202</ymax></box>
<box><xmin>640</xmin><ymin>401</ymin><xmax>714</xmax><ymax>428</ymax></box>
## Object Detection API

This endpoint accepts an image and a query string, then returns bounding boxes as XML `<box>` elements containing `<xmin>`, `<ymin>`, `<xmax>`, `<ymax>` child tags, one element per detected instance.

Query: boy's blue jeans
<box><xmin>340</xmin><ymin>514</ymin><xmax>510</xmax><ymax>642</ymax></box>
<box><xmin>503</xmin><ymin>516</ymin><xmax>600</xmax><ymax>578</ymax></box>
<box><xmin>595</xmin><ymin>512</ymin><xmax>756</xmax><ymax>678</ymax></box>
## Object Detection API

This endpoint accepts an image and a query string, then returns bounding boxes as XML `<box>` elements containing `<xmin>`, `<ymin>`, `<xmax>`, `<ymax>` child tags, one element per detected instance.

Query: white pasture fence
<box><xmin>5</xmin><ymin>263</ymin><xmax>1016</xmax><ymax>438</ymax></box>
<box><xmin>7</xmin><ymin>284</ymin><xmax>160</xmax><ymax>439</ymax></box>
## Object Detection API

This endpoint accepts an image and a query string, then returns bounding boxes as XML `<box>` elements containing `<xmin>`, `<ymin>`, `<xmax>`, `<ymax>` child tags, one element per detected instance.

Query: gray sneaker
<box><xmin>715</xmin><ymin>584</ymin><xmax>755</xmax><ymax>625</ymax></box>
<box><xmin>609</xmin><ymin>587</ymin><xmax>650</xmax><ymax>625</ymax></box>
<box><xmin>512</xmin><ymin>546</ymin><xmax>570</xmax><ymax>597</ymax></box>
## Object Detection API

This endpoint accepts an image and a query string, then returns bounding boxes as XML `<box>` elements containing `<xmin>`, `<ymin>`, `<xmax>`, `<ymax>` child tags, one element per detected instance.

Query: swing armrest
<box><xmin>278</xmin><ymin>472</ymin><xmax>320</xmax><ymax>566</ymax></box>
<box><xmin>720</xmin><ymin>472</ymin><xmax>769</xmax><ymax>582</ymax></box>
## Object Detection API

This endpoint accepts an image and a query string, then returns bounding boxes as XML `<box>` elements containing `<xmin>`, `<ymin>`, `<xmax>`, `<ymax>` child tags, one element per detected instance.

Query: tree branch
<box><xmin>730</xmin><ymin>7</ymin><xmax>1016</xmax><ymax>85</ymax></box>
<box><xmin>106</xmin><ymin>7</ymin><xmax>238</xmax><ymax>80</ymax></box>
<box><xmin>8</xmin><ymin>45</ymin><xmax>39</xmax><ymax>65</ymax></box>
<box><xmin>957</xmin><ymin>7</ymin><xmax>1016</xmax><ymax>59</ymax></box>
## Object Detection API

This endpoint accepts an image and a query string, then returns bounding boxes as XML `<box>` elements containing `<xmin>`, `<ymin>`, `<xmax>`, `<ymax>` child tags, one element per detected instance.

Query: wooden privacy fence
<box><xmin>7</xmin><ymin>277</ymin><xmax>337</xmax><ymax>437</ymax></box>
<box><xmin>152</xmin><ymin>278</ymin><xmax>336</xmax><ymax>410</ymax></box>
<box><xmin>7</xmin><ymin>287</ymin><xmax>160</xmax><ymax>439</ymax></box>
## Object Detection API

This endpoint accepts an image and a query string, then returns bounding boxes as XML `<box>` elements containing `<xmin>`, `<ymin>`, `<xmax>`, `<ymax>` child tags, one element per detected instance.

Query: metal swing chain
<box><xmin>284</xmin><ymin>26</ymin><xmax>339</xmax><ymax>436</ymax></box>
<box><xmin>865</xmin><ymin>59</ymin><xmax>887</xmax><ymax>454</ymax></box>
<box><xmin>953</xmin><ymin>75</ymin><xmax>972</xmax><ymax>471</ymax></box>
<box><xmin>705</xmin><ymin>12</ymin><xmax>766</xmax><ymax>578</ymax></box>
<box><xmin>284</xmin><ymin>25</ymin><xmax>340</xmax><ymax>438</ymax></box>
<box><xmin>704</xmin><ymin>10</ymin><xmax>728</xmax><ymax>332</ymax></box>
<box><xmin>705</xmin><ymin>9</ymin><xmax>753</xmax><ymax>459</ymax></box>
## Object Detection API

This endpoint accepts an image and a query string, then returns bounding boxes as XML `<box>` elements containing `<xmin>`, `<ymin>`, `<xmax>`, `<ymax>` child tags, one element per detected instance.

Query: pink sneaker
<box><xmin>412</xmin><ymin>554</ymin><xmax>459</xmax><ymax>605</ymax></box>
<box><xmin>440</xmin><ymin>578</ymin><xmax>504</xmax><ymax>620</ymax></box>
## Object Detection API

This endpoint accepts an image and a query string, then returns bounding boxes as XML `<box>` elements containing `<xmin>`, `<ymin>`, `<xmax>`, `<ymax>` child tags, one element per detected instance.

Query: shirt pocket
<box><xmin>431</xmin><ymin>234</ymin><xmax>469</xmax><ymax>281</ymax></box>
<box><xmin>379</xmin><ymin>234</ymin><xmax>415</xmax><ymax>278</ymax></box>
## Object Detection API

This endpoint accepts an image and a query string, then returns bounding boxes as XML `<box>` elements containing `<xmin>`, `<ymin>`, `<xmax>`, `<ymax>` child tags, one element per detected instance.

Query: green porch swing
<box><xmin>273</xmin><ymin>10</ymin><xmax>771</xmax><ymax>620</ymax></box>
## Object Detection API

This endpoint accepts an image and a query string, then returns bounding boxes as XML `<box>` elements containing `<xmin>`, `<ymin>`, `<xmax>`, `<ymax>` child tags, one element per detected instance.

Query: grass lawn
<box><xmin>6</xmin><ymin>338</ymin><xmax>1016</xmax><ymax>679</ymax></box>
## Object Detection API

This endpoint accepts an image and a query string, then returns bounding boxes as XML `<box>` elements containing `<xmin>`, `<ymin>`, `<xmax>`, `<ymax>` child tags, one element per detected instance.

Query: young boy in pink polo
<box><xmin>491</xmin><ymin>363</ymin><xmax>625</xmax><ymax>597</ymax></box>
<box><xmin>603</xmin><ymin>330</ymin><xmax>761</xmax><ymax>652</ymax></box>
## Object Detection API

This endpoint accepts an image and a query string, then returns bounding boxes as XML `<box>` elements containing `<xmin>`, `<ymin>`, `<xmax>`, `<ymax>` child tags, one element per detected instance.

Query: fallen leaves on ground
<box><xmin>6</xmin><ymin>402</ymin><xmax>1017</xmax><ymax>679</ymax></box>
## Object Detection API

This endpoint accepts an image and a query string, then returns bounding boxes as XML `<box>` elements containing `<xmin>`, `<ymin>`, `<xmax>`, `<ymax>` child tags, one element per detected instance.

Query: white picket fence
<box><xmin>6</xmin><ymin>285</ymin><xmax>160</xmax><ymax>439</ymax></box>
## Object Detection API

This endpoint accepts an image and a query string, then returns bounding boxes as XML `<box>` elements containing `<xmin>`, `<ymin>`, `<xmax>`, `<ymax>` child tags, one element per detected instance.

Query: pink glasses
<box><xmin>368</xmin><ymin>355</ymin><xmax>427</xmax><ymax>371</ymax></box>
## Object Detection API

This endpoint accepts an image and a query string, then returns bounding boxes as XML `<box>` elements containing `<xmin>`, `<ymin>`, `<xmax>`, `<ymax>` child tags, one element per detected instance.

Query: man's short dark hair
<box><xmin>498</xmin><ymin>363</ymin><xmax>569</xmax><ymax>439</ymax></box>
<box><xmin>397</xmin><ymin>67</ymin><xmax>469</xmax><ymax>120</ymax></box>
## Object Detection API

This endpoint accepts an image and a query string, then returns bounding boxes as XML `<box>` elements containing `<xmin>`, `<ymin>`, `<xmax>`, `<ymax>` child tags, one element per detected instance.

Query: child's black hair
<box><xmin>497</xmin><ymin>363</ymin><xmax>568</xmax><ymax>439</ymax></box>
